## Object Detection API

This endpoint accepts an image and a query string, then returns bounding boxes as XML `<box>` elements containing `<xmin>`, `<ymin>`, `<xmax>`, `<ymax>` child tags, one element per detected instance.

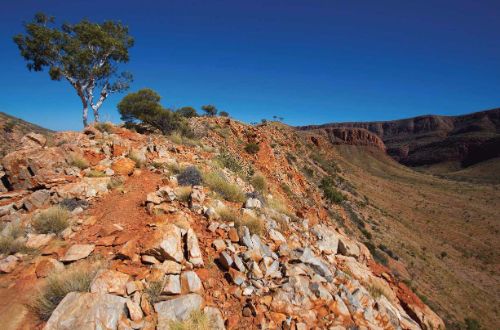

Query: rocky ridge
<box><xmin>0</xmin><ymin>118</ymin><xmax>443</xmax><ymax>329</ymax></box>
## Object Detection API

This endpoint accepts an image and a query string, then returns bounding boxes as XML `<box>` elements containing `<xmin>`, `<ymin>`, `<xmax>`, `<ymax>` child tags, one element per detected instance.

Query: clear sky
<box><xmin>1</xmin><ymin>0</ymin><xmax>499</xmax><ymax>130</ymax></box>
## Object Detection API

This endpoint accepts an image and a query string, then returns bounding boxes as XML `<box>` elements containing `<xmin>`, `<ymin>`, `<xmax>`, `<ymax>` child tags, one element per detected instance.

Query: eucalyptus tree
<box><xmin>13</xmin><ymin>13</ymin><xmax>134</xmax><ymax>127</ymax></box>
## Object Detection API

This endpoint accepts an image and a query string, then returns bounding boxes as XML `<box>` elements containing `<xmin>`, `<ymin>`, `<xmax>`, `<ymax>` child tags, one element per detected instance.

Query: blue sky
<box><xmin>1</xmin><ymin>0</ymin><xmax>499</xmax><ymax>130</ymax></box>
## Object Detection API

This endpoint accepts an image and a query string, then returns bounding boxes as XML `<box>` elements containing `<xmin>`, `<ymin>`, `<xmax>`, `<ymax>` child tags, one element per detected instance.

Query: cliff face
<box><xmin>299</xmin><ymin>108</ymin><xmax>500</xmax><ymax>167</ymax></box>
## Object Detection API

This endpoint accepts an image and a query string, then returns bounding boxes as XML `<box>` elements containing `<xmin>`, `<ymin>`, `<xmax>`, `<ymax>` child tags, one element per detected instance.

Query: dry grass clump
<box><xmin>267</xmin><ymin>195</ymin><xmax>290</xmax><ymax>215</ymax></box>
<box><xmin>32</xmin><ymin>206</ymin><xmax>70</xmax><ymax>234</ymax></box>
<box><xmin>68</xmin><ymin>153</ymin><xmax>89</xmax><ymax>170</ymax></box>
<box><xmin>145</xmin><ymin>279</ymin><xmax>165</xmax><ymax>304</ymax></box>
<box><xmin>235</xmin><ymin>213</ymin><xmax>264</xmax><ymax>236</ymax></box>
<box><xmin>169</xmin><ymin>310</ymin><xmax>211</xmax><ymax>330</ymax></box>
<box><xmin>107</xmin><ymin>176</ymin><xmax>124</xmax><ymax>190</ymax></box>
<box><xmin>175</xmin><ymin>186</ymin><xmax>192</xmax><ymax>203</ymax></box>
<box><xmin>169</xmin><ymin>132</ymin><xmax>201</xmax><ymax>147</ymax></box>
<box><xmin>251</xmin><ymin>174</ymin><xmax>267</xmax><ymax>194</ymax></box>
<box><xmin>86</xmin><ymin>170</ymin><xmax>106</xmax><ymax>177</ymax></box>
<box><xmin>0</xmin><ymin>224</ymin><xmax>32</xmax><ymax>255</ymax></box>
<box><xmin>31</xmin><ymin>257</ymin><xmax>104</xmax><ymax>320</ymax></box>
<box><xmin>367</xmin><ymin>282</ymin><xmax>391</xmax><ymax>300</ymax></box>
<box><xmin>217</xmin><ymin>207</ymin><xmax>238</xmax><ymax>223</ymax></box>
<box><xmin>94</xmin><ymin>122</ymin><xmax>114</xmax><ymax>133</ymax></box>
<box><xmin>128</xmin><ymin>150</ymin><xmax>144</xmax><ymax>168</ymax></box>
<box><xmin>203</xmin><ymin>171</ymin><xmax>245</xmax><ymax>203</ymax></box>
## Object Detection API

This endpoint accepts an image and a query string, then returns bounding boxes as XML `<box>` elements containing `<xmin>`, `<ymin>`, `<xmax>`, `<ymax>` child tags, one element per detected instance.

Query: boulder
<box><xmin>60</xmin><ymin>244</ymin><xmax>95</xmax><ymax>262</ymax></box>
<box><xmin>0</xmin><ymin>255</ymin><xmax>18</xmax><ymax>273</ymax></box>
<box><xmin>35</xmin><ymin>258</ymin><xmax>64</xmax><ymax>278</ymax></box>
<box><xmin>293</xmin><ymin>247</ymin><xmax>333</xmax><ymax>282</ymax></box>
<box><xmin>163</xmin><ymin>275</ymin><xmax>181</xmax><ymax>295</ymax></box>
<box><xmin>44</xmin><ymin>292</ymin><xmax>127</xmax><ymax>330</ymax></box>
<box><xmin>244</xmin><ymin>198</ymin><xmax>262</xmax><ymax>209</ymax></box>
<box><xmin>204</xmin><ymin>306</ymin><xmax>226</xmax><ymax>330</ymax></box>
<box><xmin>126</xmin><ymin>299</ymin><xmax>143</xmax><ymax>322</ymax></box>
<box><xmin>26</xmin><ymin>233</ymin><xmax>55</xmax><ymax>249</ymax></box>
<box><xmin>143</xmin><ymin>224</ymin><xmax>184</xmax><ymax>263</ymax></box>
<box><xmin>338</xmin><ymin>238</ymin><xmax>360</xmax><ymax>258</ymax></box>
<box><xmin>90</xmin><ymin>269</ymin><xmax>130</xmax><ymax>296</ymax></box>
<box><xmin>20</xmin><ymin>132</ymin><xmax>47</xmax><ymax>149</ymax></box>
<box><xmin>311</xmin><ymin>224</ymin><xmax>339</xmax><ymax>255</ymax></box>
<box><xmin>23</xmin><ymin>189</ymin><xmax>51</xmax><ymax>211</ymax></box>
<box><xmin>154</xmin><ymin>294</ymin><xmax>203</xmax><ymax>328</ymax></box>
<box><xmin>186</xmin><ymin>228</ymin><xmax>204</xmax><ymax>267</ymax></box>
<box><xmin>181</xmin><ymin>271</ymin><xmax>203</xmax><ymax>293</ymax></box>
<box><xmin>155</xmin><ymin>260</ymin><xmax>182</xmax><ymax>275</ymax></box>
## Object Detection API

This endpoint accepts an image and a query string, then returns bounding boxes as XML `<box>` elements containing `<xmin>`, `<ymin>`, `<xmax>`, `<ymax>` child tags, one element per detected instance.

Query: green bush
<box><xmin>118</xmin><ymin>89</ymin><xmax>193</xmax><ymax>136</ymax></box>
<box><xmin>32</xmin><ymin>206</ymin><xmax>70</xmax><ymax>234</ymax></box>
<box><xmin>203</xmin><ymin>171</ymin><xmax>245</xmax><ymax>203</ymax></box>
<box><xmin>215</xmin><ymin>152</ymin><xmax>243</xmax><ymax>174</ymax></box>
<box><xmin>178</xmin><ymin>166</ymin><xmax>203</xmax><ymax>186</ymax></box>
<box><xmin>319</xmin><ymin>177</ymin><xmax>345</xmax><ymax>204</ymax></box>
<box><xmin>176</xmin><ymin>106</ymin><xmax>198</xmax><ymax>118</ymax></box>
<box><xmin>244</xmin><ymin>142</ymin><xmax>260</xmax><ymax>154</ymax></box>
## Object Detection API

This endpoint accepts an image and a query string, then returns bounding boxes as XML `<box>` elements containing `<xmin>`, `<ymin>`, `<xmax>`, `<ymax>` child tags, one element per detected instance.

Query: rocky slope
<box><xmin>0</xmin><ymin>112</ymin><xmax>53</xmax><ymax>159</ymax></box>
<box><xmin>298</xmin><ymin>108</ymin><xmax>500</xmax><ymax>168</ymax></box>
<box><xmin>0</xmin><ymin>118</ymin><xmax>444</xmax><ymax>330</ymax></box>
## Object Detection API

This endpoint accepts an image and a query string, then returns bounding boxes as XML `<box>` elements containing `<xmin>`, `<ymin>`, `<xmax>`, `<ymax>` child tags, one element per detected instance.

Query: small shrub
<box><xmin>251</xmin><ymin>174</ymin><xmax>267</xmax><ymax>194</ymax></box>
<box><xmin>365</xmin><ymin>241</ymin><xmax>388</xmax><ymax>266</ymax></box>
<box><xmin>178</xmin><ymin>166</ymin><xmax>203</xmax><ymax>186</ymax></box>
<box><xmin>128</xmin><ymin>150</ymin><xmax>144</xmax><ymax>168</ymax></box>
<box><xmin>244</xmin><ymin>142</ymin><xmax>260</xmax><ymax>154</ymax></box>
<box><xmin>367</xmin><ymin>284</ymin><xmax>384</xmax><ymax>299</ymax></box>
<box><xmin>3</xmin><ymin>120</ymin><xmax>16</xmax><ymax>132</ymax></box>
<box><xmin>68</xmin><ymin>153</ymin><xmax>89</xmax><ymax>169</ymax></box>
<box><xmin>175</xmin><ymin>186</ymin><xmax>192</xmax><ymax>203</ymax></box>
<box><xmin>32</xmin><ymin>206</ymin><xmax>70</xmax><ymax>234</ymax></box>
<box><xmin>86</xmin><ymin>170</ymin><xmax>106</xmax><ymax>177</ymax></box>
<box><xmin>319</xmin><ymin>177</ymin><xmax>345</xmax><ymax>204</ymax></box>
<box><xmin>31</xmin><ymin>258</ymin><xmax>104</xmax><ymax>321</ymax></box>
<box><xmin>301</xmin><ymin>166</ymin><xmax>315</xmax><ymax>178</ymax></box>
<box><xmin>203</xmin><ymin>171</ymin><xmax>245</xmax><ymax>203</ymax></box>
<box><xmin>267</xmin><ymin>195</ymin><xmax>290</xmax><ymax>215</ymax></box>
<box><xmin>281</xmin><ymin>183</ymin><xmax>294</xmax><ymax>198</ymax></box>
<box><xmin>215</xmin><ymin>152</ymin><xmax>243</xmax><ymax>174</ymax></box>
<box><xmin>235</xmin><ymin>213</ymin><xmax>264</xmax><ymax>236</ymax></box>
<box><xmin>464</xmin><ymin>318</ymin><xmax>482</xmax><ymax>330</ymax></box>
<box><xmin>0</xmin><ymin>224</ymin><xmax>32</xmax><ymax>255</ymax></box>
<box><xmin>145</xmin><ymin>279</ymin><xmax>165</xmax><ymax>304</ymax></box>
<box><xmin>169</xmin><ymin>310</ymin><xmax>211</xmax><ymax>330</ymax></box>
<box><xmin>94</xmin><ymin>122</ymin><xmax>114</xmax><ymax>133</ymax></box>
<box><xmin>219</xmin><ymin>111</ymin><xmax>229</xmax><ymax>117</ymax></box>
<box><xmin>166</xmin><ymin>162</ymin><xmax>182</xmax><ymax>175</ymax></box>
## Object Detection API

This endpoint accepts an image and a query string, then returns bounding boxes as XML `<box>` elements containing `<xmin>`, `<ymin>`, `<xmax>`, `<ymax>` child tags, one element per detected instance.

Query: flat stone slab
<box><xmin>154</xmin><ymin>293</ymin><xmax>203</xmax><ymax>328</ymax></box>
<box><xmin>60</xmin><ymin>244</ymin><xmax>95</xmax><ymax>262</ymax></box>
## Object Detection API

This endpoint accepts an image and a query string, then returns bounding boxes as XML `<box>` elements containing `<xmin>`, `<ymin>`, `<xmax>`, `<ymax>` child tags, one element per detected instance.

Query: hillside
<box><xmin>0</xmin><ymin>112</ymin><xmax>53</xmax><ymax>158</ymax></box>
<box><xmin>0</xmin><ymin>117</ymin><xmax>448</xmax><ymax>330</ymax></box>
<box><xmin>298</xmin><ymin>108</ymin><xmax>500</xmax><ymax>178</ymax></box>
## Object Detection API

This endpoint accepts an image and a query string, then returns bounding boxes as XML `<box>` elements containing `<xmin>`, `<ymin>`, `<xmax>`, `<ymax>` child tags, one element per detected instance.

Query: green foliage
<box><xmin>464</xmin><ymin>318</ymin><xmax>481</xmax><ymax>330</ymax></box>
<box><xmin>32</xmin><ymin>206</ymin><xmax>70</xmax><ymax>234</ymax></box>
<box><xmin>219</xmin><ymin>111</ymin><xmax>229</xmax><ymax>117</ymax></box>
<box><xmin>203</xmin><ymin>171</ymin><xmax>245</xmax><ymax>202</ymax></box>
<box><xmin>13</xmin><ymin>13</ymin><xmax>133</xmax><ymax>126</ymax></box>
<box><xmin>176</xmin><ymin>106</ymin><xmax>198</xmax><ymax>118</ymax></box>
<box><xmin>319</xmin><ymin>177</ymin><xmax>345</xmax><ymax>204</ymax></box>
<box><xmin>201</xmin><ymin>105</ymin><xmax>217</xmax><ymax>117</ymax></box>
<box><xmin>118</xmin><ymin>89</ymin><xmax>192</xmax><ymax>136</ymax></box>
<box><xmin>215</xmin><ymin>152</ymin><xmax>243</xmax><ymax>174</ymax></box>
<box><xmin>365</xmin><ymin>241</ymin><xmax>388</xmax><ymax>266</ymax></box>
<box><xmin>251</xmin><ymin>174</ymin><xmax>267</xmax><ymax>193</ymax></box>
<box><xmin>244</xmin><ymin>142</ymin><xmax>260</xmax><ymax>154</ymax></box>
<box><xmin>178</xmin><ymin>166</ymin><xmax>203</xmax><ymax>186</ymax></box>
<box><xmin>31</xmin><ymin>258</ymin><xmax>104</xmax><ymax>321</ymax></box>
<box><xmin>311</xmin><ymin>152</ymin><xmax>339</xmax><ymax>176</ymax></box>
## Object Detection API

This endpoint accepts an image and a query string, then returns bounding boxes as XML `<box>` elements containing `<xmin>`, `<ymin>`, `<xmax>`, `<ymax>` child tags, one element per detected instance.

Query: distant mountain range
<box><xmin>299</xmin><ymin>108</ymin><xmax>500</xmax><ymax>168</ymax></box>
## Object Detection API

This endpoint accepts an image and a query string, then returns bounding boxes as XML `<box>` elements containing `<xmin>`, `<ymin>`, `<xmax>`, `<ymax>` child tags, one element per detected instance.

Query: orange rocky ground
<box><xmin>0</xmin><ymin>119</ymin><xmax>444</xmax><ymax>329</ymax></box>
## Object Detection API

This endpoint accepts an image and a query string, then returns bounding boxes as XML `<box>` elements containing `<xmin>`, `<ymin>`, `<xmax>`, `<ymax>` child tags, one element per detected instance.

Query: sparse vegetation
<box><xmin>319</xmin><ymin>177</ymin><xmax>345</xmax><ymax>204</ymax></box>
<box><xmin>32</xmin><ymin>206</ymin><xmax>70</xmax><ymax>234</ymax></box>
<box><xmin>86</xmin><ymin>170</ymin><xmax>106</xmax><ymax>177</ymax></box>
<box><xmin>145</xmin><ymin>279</ymin><xmax>165</xmax><ymax>304</ymax></box>
<box><xmin>178</xmin><ymin>166</ymin><xmax>203</xmax><ymax>186</ymax></box>
<box><xmin>169</xmin><ymin>310</ymin><xmax>211</xmax><ymax>330</ymax></box>
<box><xmin>175</xmin><ymin>186</ymin><xmax>192</xmax><ymax>203</ymax></box>
<box><xmin>127</xmin><ymin>150</ymin><xmax>144</xmax><ymax>168</ymax></box>
<box><xmin>235</xmin><ymin>213</ymin><xmax>264</xmax><ymax>236</ymax></box>
<box><xmin>217</xmin><ymin>207</ymin><xmax>238</xmax><ymax>223</ymax></box>
<box><xmin>107</xmin><ymin>176</ymin><xmax>124</xmax><ymax>190</ymax></box>
<box><xmin>215</xmin><ymin>152</ymin><xmax>243</xmax><ymax>174</ymax></box>
<box><xmin>244</xmin><ymin>142</ymin><xmax>260</xmax><ymax>154</ymax></box>
<box><xmin>68</xmin><ymin>153</ymin><xmax>89</xmax><ymax>169</ymax></box>
<box><xmin>201</xmin><ymin>104</ymin><xmax>218</xmax><ymax>117</ymax></box>
<box><xmin>251</xmin><ymin>174</ymin><xmax>267</xmax><ymax>193</ymax></box>
<box><xmin>203</xmin><ymin>171</ymin><xmax>245</xmax><ymax>203</ymax></box>
<box><xmin>176</xmin><ymin>106</ymin><xmax>198</xmax><ymax>118</ymax></box>
<box><xmin>94</xmin><ymin>122</ymin><xmax>114</xmax><ymax>133</ymax></box>
<box><xmin>31</xmin><ymin>258</ymin><xmax>104</xmax><ymax>320</ymax></box>
<box><xmin>0</xmin><ymin>224</ymin><xmax>32</xmax><ymax>255</ymax></box>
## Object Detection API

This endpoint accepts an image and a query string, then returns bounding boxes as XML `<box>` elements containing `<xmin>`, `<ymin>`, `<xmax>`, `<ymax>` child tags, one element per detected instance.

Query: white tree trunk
<box><xmin>83</xmin><ymin>106</ymin><xmax>89</xmax><ymax>127</ymax></box>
